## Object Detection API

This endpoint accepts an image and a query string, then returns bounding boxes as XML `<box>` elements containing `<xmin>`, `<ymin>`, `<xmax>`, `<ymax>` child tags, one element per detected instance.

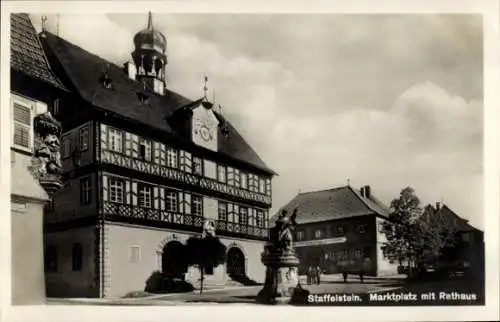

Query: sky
<box><xmin>31</xmin><ymin>13</ymin><xmax>484</xmax><ymax>229</ymax></box>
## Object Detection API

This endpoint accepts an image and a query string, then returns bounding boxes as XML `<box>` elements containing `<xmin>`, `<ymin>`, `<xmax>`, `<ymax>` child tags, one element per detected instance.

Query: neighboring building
<box><xmin>421</xmin><ymin>203</ymin><xmax>484</xmax><ymax>279</ymax></box>
<box><xmin>274</xmin><ymin>185</ymin><xmax>398</xmax><ymax>276</ymax></box>
<box><xmin>10</xmin><ymin>13</ymin><xmax>68</xmax><ymax>304</ymax></box>
<box><xmin>35</xmin><ymin>13</ymin><xmax>275</xmax><ymax>298</ymax></box>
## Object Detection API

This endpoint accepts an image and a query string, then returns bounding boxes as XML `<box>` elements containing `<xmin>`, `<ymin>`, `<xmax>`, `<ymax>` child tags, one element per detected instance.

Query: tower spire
<box><xmin>147</xmin><ymin>11</ymin><xmax>153</xmax><ymax>30</ymax></box>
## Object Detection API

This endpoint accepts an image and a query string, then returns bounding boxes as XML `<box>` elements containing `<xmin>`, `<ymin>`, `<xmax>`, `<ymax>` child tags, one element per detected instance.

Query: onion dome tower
<box><xmin>131</xmin><ymin>11</ymin><xmax>167</xmax><ymax>95</ymax></box>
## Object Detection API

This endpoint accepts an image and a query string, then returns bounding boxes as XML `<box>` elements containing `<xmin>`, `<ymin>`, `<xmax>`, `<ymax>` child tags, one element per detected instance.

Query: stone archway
<box><xmin>161</xmin><ymin>240</ymin><xmax>188</xmax><ymax>279</ymax></box>
<box><xmin>226</xmin><ymin>247</ymin><xmax>246</xmax><ymax>278</ymax></box>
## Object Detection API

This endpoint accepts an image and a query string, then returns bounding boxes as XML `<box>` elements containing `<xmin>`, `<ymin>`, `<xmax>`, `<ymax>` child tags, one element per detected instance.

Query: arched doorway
<box><xmin>226</xmin><ymin>247</ymin><xmax>245</xmax><ymax>278</ymax></box>
<box><xmin>162</xmin><ymin>241</ymin><xmax>188</xmax><ymax>279</ymax></box>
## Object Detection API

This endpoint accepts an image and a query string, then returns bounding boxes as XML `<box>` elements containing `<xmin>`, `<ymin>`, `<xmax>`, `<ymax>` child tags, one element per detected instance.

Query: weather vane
<box><xmin>41</xmin><ymin>16</ymin><xmax>48</xmax><ymax>32</ymax></box>
<box><xmin>203</xmin><ymin>75</ymin><xmax>208</xmax><ymax>99</ymax></box>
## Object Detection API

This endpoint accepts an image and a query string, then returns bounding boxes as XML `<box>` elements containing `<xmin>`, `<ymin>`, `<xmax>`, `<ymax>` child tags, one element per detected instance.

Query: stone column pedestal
<box><xmin>256</xmin><ymin>249</ymin><xmax>308</xmax><ymax>304</ymax></box>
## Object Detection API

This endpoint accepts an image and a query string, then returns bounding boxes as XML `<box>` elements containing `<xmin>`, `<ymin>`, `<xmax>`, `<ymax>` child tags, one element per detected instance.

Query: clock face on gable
<box><xmin>199</xmin><ymin>124</ymin><xmax>213</xmax><ymax>142</ymax></box>
<box><xmin>192</xmin><ymin>105</ymin><xmax>219</xmax><ymax>151</ymax></box>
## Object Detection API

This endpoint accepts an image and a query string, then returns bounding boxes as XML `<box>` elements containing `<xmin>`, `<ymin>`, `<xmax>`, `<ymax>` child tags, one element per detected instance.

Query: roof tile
<box><xmin>10</xmin><ymin>13</ymin><xmax>67</xmax><ymax>90</ymax></box>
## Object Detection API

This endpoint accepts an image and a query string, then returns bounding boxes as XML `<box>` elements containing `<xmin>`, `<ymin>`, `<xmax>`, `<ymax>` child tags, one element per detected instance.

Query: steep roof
<box><xmin>38</xmin><ymin>31</ymin><xmax>275</xmax><ymax>175</ymax></box>
<box><xmin>10</xmin><ymin>14</ymin><xmax>67</xmax><ymax>90</ymax></box>
<box><xmin>423</xmin><ymin>203</ymin><xmax>481</xmax><ymax>233</ymax></box>
<box><xmin>272</xmin><ymin>185</ymin><xmax>390</xmax><ymax>225</ymax></box>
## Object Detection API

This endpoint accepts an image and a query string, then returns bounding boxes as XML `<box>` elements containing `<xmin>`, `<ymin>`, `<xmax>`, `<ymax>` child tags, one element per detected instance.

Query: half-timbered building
<box><xmin>37</xmin><ymin>13</ymin><xmax>275</xmax><ymax>298</ymax></box>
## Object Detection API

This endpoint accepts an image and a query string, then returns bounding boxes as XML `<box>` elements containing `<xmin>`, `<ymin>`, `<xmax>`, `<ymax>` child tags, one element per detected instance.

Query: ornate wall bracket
<box><xmin>29</xmin><ymin>111</ymin><xmax>63</xmax><ymax>198</ymax></box>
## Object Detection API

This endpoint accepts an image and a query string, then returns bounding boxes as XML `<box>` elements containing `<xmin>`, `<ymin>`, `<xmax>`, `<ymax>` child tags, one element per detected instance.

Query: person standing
<box><xmin>307</xmin><ymin>266</ymin><xmax>313</xmax><ymax>285</ymax></box>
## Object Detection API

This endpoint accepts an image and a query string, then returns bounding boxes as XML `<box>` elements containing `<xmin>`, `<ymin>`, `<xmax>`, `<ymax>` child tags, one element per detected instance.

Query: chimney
<box><xmin>435</xmin><ymin>202</ymin><xmax>441</xmax><ymax>211</ymax></box>
<box><xmin>364</xmin><ymin>185</ymin><xmax>371</xmax><ymax>199</ymax></box>
<box><xmin>360</xmin><ymin>186</ymin><xmax>365</xmax><ymax>197</ymax></box>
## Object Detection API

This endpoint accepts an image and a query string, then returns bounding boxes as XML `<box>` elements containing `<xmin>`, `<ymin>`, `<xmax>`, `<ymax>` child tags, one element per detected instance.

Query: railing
<box><xmin>100</xmin><ymin>201</ymin><xmax>269</xmax><ymax>239</ymax></box>
<box><xmin>100</xmin><ymin>149</ymin><xmax>272</xmax><ymax>205</ymax></box>
<box><xmin>215</xmin><ymin>219</ymin><xmax>268</xmax><ymax>239</ymax></box>
<box><xmin>101</xmin><ymin>201</ymin><xmax>205</xmax><ymax>228</ymax></box>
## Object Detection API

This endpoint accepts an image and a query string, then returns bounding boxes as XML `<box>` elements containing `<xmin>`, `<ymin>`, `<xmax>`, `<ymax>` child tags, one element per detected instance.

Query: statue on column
<box><xmin>29</xmin><ymin>111</ymin><xmax>64</xmax><ymax>197</ymax></box>
<box><xmin>257</xmin><ymin>207</ymin><xmax>309</xmax><ymax>304</ymax></box>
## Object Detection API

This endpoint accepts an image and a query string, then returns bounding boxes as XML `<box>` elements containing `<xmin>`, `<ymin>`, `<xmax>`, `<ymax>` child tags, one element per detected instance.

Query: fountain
<box><xmin>257</xmin><ymin>208</ymin><xmax>310</xmax><ymax>304</ymax></box>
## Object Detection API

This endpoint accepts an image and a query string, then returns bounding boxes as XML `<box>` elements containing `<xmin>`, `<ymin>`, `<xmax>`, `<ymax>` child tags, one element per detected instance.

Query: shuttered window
<box><xmin>13</xmin><ymin>103</ymin><xmax>32</xmax><ymax>149</ymax></box>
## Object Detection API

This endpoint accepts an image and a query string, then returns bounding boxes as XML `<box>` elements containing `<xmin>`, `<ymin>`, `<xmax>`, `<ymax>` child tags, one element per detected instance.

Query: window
<box><xmin>354</xmin><ymin>249</ymin><xmax>362</xmax><ymax>258</ymax></box>
<box><xmin>72</xmin><ymin>243</ymin><xmax>83</xmax><ymax>271</ymax></box>
<box><xmin>234</xmin><ymin>169</ymin><xmax>240</xmax><ymax>188</ymax></box>
<box><xmin>167</xmin><ymin>147</ymin><xmax>178</xmax><ymax>168</ymax></box>
<box><xmin>165</xmin><ymin>190</ymin><xmax>178</xmax><ymax>212</ymax></box>
<box><xmin>62</xmin><ymin>137</ymin><xmax>71</xmax><ymax>158</ymax></box>
<box><xmin>240</xmin><ymin>172</ymin><xmax>248</xmax><ymax>189</ymax></box>
<box><xmin>248</xmin><ymin>174</ymin><xmax>256</xmax><ymax>192</ymax></box>
<box><xmin>296</xmin><ymin>230</ymin><xmax>305</xmax><ymax>241</ymax></box>
<box><xmin>329</xmin><ymin>251</ymin><xmax>336</xmax><ymax>261</ymax></box>
<box><xmin>45</xmin><ymin>245</ymin><xmax>57</xmax><ymax>272</ymax></box>
<box><xmin>259</xmin><ymin>178</ymin><xmax>266</xmax><ymax>194</ymax></box>
<box><xmin>109</xmin><ymin>178</ymin><xmax>124</xmax><ymax>203</ymax></box>
<box><xmin>227</xmin><ymin>168</ymin><xmax>235</xmax><ymax>185</ymax></box>
<box><xmin>129</xmin><ymin>246</ymin><xmax>141</xmax><ymax>263</ymax></box>
<box><xmin>314</xmin><ymin>229</ymin><xmax>323</xmax><ymax>239</ymax></box>
<box><xmin>363</xmin><ymin>247</ymin><xmax>371</xmax><ymax>258</ymax></box>
<box><xmin>79</xmin><ymin>126</ymin><xmax>89</xmax><ymax>151</ymax></box>
<box><xmin>192</xmin><ymin>195</ymin><xmax>203</xmax><ymax>216</ymax></box>
<box><xmin>339</xmin><ymin>250</ymin><xmax>348</xmax><ymax>261</ymax></box>
<box><xmin>51</xmin><ymin>99</ymin><xmax>60</xmax><ymax>116</ymax></box>
<box><xmin>239</xmin><ymin>207</ymin><xmax>248</xmax><ymax>225</ymax></box>
<box><xmin>256</xmin><ymin>210</ymin><xmax>264</xmax><ymax>228</ymax></box>
<box><xmin>138</xmin><ymin>184</ymin><xmax>152</xmax><ymax>208</ymax></box>
<box><xmin>139</xmin><ymin>139</ymin><xmax>152</xmax><ymax>161</ymax></box>
<box><xmin>357</xmin><ymin>223</ymin><xmax>367</xmax><ymax>234</ymax></box>
<box><xmin>266</xmin><ymin>179</ymin><xmax>272</xmax><ymax>196</ymax></box>
<box><xmin>462</xmin><ymin>232</ymin><xmax>471</xmax><ymax>242</ymax></box>
<box><xmin>193</xmin><ymin>157</ymin><xmax>203</xmax><ymax>176</ymax></box>
<box><xmin>80</xmin><ymin>177</ymin><xmax>91</xmax><ymax>205</ymax></box>
<box><xmin>335</xmin><ymin>224</ymin><xmax>344</xmax><ymax>234</ymax></box>
<box><xmin>108</xmin><ymin>127</ymin><xmax>123</xmax><ymax>153</ymax></box>
<box><xmin>12</xmin><ymin>102</ymin><xmax>32</xmax><ymax>150</ymax></box>
<box><xmin>218</xmin><ymin>202</ymin><xmax>228</xmax><ymax>221</ymax></box>
<box><xmin>217</xmin><ymin>165</ymin><xmax>227</xmax><ymax>183</ymax></box>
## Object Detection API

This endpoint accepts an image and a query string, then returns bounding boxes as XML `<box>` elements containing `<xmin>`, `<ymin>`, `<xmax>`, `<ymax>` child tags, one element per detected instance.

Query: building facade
<box><xmin>10</xmin><ymin>13</ymin><xmax>68</xmax><ymax>304</ymax></box>
<box><xmin>421</xmin><ymin>203</ymin><xmax>484</xmax><ymax>279</ymax></box>
<box><xmin>275</xmin><ymin>185</ymin><xmax>398</xmax><ymax>276</ymax></box>
<box><xmin>32</xmin><ymin>13</ymin><xmax>275</xmax><ymax>298</ymax></box>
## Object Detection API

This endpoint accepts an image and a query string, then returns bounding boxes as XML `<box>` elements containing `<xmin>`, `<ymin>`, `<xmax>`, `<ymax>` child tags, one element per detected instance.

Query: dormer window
<box><xmin>136</xmin><ymin>91</ymin><xmax>149</xmax><ymax>104</ymax></box>
<box><xmin>99</xmin><ymin>72</ymin><xmax>112</xmax><ymax>89</ymax></box>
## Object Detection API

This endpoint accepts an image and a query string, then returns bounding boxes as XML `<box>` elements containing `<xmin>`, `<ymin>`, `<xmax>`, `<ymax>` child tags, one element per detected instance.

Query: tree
<box><xmin>381</xmin><ymin>187</ymin><xmax>422</xmax><ymax>273</ymax></box>
<box><xmin>185</xmin><ymin>234</ymin><xmax>227</xmax><ymax>294</ymax></box>
<box><xmin>413</xmin><ymin>205</ymin><xmax>458</xmax><ymax>270</ymax></box>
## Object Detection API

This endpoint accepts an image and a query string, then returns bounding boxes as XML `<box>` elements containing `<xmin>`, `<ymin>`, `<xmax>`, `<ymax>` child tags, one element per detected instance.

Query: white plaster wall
<box><xmin>11</xmin><ymin>199</ymin><xmax>46</xmax><ymax>305</ymax></box>
<box><xmin>106</xmin><ymin>223</ymin><xmax>195</xmax><ymax>297</ymax></box>
<box><xmin>204</xmin><ymin>159</ymin><xmax>216</xmax><ymax>179</ymax></box>
<box><xmin>375</xmin><ymin>217</ymin><xmax>398</xmax><ymax>276</ymax></box>
<box><xmin>203</xmin><ymin>197</ymin><xmax>218</xmax><ymax>220</ymax></box>
<box><xmin>106</xmin><ymin>223</ymin><xmax>267</xmax><ymax>297</ymax></box>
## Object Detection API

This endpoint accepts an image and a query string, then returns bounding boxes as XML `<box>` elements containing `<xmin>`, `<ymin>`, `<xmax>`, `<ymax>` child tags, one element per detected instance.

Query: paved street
<box><xmin>47</xmin><ymin>274</ymin><xmax>405</xmax><ymax>305</ymax></box>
